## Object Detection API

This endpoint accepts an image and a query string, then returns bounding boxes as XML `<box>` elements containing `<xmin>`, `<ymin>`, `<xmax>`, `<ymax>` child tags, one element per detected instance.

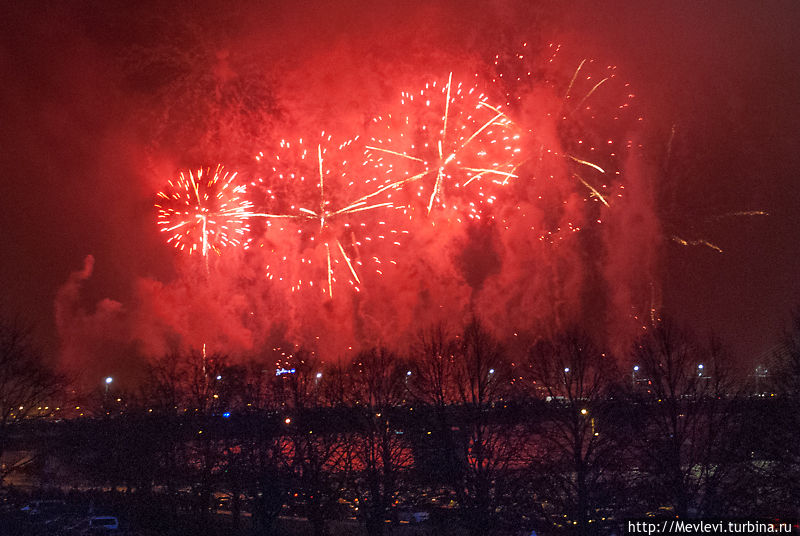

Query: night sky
<box><xmin>1</xmin><ymin>0</ymin><xmax>798</xmax><ymax>384</ymax></box>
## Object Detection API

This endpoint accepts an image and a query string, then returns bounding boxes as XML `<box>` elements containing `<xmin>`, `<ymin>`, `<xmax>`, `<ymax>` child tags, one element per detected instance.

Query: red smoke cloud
<box><xmin>53</xmin><ymin>32</ymin><xmax>661</xmax><ymax>387</ymax></box>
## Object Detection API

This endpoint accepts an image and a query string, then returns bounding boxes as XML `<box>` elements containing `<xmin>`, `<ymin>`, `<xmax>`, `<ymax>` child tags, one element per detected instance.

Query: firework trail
<box><xmin>364</xmin><ymin>73</ymin><xmax>523</xmax><ymax>221</ymax></box>
<box><xmin>155</xmin><ymin>165</ymin><xmax>254</xmax><ymax>257</ymax></box>
<box><xmin>253</xmin><ymin>133</ymin><xmax>410</xmax><ymax>298</ymax></box>
<box><xmin>668</xmin><ymin>211</ymin><xmax>768</xmax><ymax>254</ymax></box>
<box><xmin>660</xmin><ymin>124</ymin><xmax>769</xmax><ymax>254</ymax></box>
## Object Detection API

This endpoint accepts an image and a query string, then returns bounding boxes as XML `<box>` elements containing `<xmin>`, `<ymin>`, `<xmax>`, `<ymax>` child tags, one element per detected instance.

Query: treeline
<box><xmin>3</xmin><ymin>317</ymin><xmax>800</xmax><ymax>535</ymax></box>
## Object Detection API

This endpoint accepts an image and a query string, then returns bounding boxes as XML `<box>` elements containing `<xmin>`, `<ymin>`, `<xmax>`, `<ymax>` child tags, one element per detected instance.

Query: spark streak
<box><xmin>711</xmin><ymin>211</ymin><xmax>769</xmax><ymax>220</ymax></box>
<box><xmin>573</xmin><ymin>173</ymin><xmax>610</xmax><ymax>207</ymax></box>
<box><xmin>566</xmin><ymin>154</ymin><xmax>606</xmax><ymax>174</ymax></box>
<box><xmin>671</xmin><ymin>236</ymin><xmax>724</xmax><ymax>253</ymax></box>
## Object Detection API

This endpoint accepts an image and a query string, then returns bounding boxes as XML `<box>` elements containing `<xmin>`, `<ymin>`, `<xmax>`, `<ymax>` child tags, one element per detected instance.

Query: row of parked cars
<box><xmin>9</xmin><ymin>498</ymin><xmax>122</xmax><ymax>535</ymax></box>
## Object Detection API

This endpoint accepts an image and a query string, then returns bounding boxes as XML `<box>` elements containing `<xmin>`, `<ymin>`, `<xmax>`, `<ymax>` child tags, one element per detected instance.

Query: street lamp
<box><xmin>102</xmin><ymin>377</ymin><xmax>114</xmax><ymax>413</ymax></box>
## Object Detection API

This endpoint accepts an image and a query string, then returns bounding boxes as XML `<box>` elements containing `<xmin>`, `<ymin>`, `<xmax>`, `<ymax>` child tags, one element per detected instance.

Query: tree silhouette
<box><xmin>448</xmin><ymin>319</ymin><xmax>520</xmax><ymax>536</ymax></box>
<box><xmin>526</xmin><ymin>328</ymin><xmax>625</xmax><ymax>535</ymax></box>
<box><xmin>747</xmin><ymin>309</ymin><xmax>800</xmax><ymax>517</ymax></box>
<box><xmin>629</xmin><ymin>320</ymin><xmax>737</xmax><ymax>518</ymax></box>
<box><xmin>0</xmin><ymin>319</ymin><xmax>65</xmax><ymax>486</ymax></box>
<box><xmin>348</xmin><ymin>346</ymin><xmax>412</xmax><ymax>536</ymax></box>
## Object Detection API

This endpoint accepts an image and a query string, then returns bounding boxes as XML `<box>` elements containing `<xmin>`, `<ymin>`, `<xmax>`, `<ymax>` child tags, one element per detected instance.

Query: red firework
<box><xmin>490</xmin><ymin>43</ymin><xmax>641</xmax><ymax>212</ymax></box>
<box><xmin>253</xmin><ymin>134</ymin><xmax>410</xmax><ymax>297</ymax></box>
<box><xmin>364</xmin><ymin>73</ymin><xmax>523</xmax><ymax>222</ymax></box>
<box><xmin>156</xmin><ymin>165</ymin><xmax>254</xmax><ymax>257</ymax></box>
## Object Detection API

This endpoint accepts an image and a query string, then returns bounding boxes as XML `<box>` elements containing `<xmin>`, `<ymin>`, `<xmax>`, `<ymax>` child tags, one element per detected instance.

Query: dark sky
<box><xmin>1</xmin><ymin>0</ymin><xmax>798</xmax><ymax>376</ymax></box>
<box><xmin>565</xmin><ymin>0</ymin><xmax>800</xmax><ymax>364</ymax></box>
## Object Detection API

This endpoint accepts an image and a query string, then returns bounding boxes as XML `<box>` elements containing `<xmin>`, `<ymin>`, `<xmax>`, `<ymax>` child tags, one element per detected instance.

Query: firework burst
<box><xmin>156</xmin><ymin>165</ymin><xmax>254</xmax><ymax>257</ymax></box>
<box><xmin>253</xmin><ymin>134</ymin><xmax>409</xmax><ymax>298</ymax></box>
<box><xmin>482</xmin><ymin>43</ymin><xmax>643</xmax><ymax>243</ymax></box>
<box><xmin>365</xmin><ymin>73</ymin><xmax>523</xmax><ymax>221</ymax></box>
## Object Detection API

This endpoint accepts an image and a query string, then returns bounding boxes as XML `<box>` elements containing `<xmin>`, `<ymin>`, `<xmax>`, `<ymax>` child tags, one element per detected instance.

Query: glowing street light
<box><xmin>104</xmin><ymin>376</ymin><xmax>113</xmax><ymax>394</ymax></box>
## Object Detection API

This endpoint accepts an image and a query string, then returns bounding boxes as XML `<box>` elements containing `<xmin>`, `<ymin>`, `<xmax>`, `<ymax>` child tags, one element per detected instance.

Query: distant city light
<box><xmin>276</xmin><ymin>368</ymin><xmax>296</xmax><ymax>376</ymax></box>
<box><xmin>222</xmin><ymin>412</ymin><xmax>231</xmax><ymax>419</ymax></box>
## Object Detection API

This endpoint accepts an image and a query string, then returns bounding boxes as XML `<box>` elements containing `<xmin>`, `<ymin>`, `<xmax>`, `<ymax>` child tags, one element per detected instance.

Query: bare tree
<box><xmin>179</xmin><ymin>349</ymin><xmax>232</xmax><ymax>521</ymax></box>
<box><xmin>349</xmin><ymin>346</ymin><xmax>413</xmax><ymax>536</ymax></box>
<box><xmin>746</xmin><ymin>309</ymin><xmax>800</xmax><ymax>518</ymax></box>
<box><xmin>408</xmin><ymin>320</ymin><xmax>530</xmax><ymax>534</ymax></box>
<box><xmin>770</xmin><ymin>309</ymin><xmax>800</xmax><ymax>397</ymax></box>
<box><xmin>223</xmin><ymin>359</ymin><xmax>291</xmax><ymax>536</ymax></box>
<box><xmin>526</xmin><ymin>328</ymin><xmax>625</xmax><ymax>535</ymax></box>
<box><xmin>137</xmin><ymin>349</ymin><xmax>234</xmax><ymax>521</ymax></box>
<box><xmin>277</xmin><ymin>351</ymin><xmax>350</xmax><ymax>536</ymax></box>
<box><xmin>629</xmin><ymin>320</ymin><xmax>737</xmax><ymax>518</ymax></box>
<box><xmin>447</xmin><ymin>319</ymin><xmax>521</xmax><ymax>536</ymax></box>
<box><xmin>0</xmin><ymin>319</ymin><xmax>65</xmax><ymax>485</ymax></box>
<box><xmin>408</xmin><ymin>322</ymin><xmax>460</xmax><ymax>409</ymax></box>
<box><xmin>143</xmin><ymin>351</ymin><xmax>184</xmax><ymax>412</ymax></box>
<box><xmin>406</xmin><ymin>323</ymin><xmax>463</xmax><ymax>500</ymax></box>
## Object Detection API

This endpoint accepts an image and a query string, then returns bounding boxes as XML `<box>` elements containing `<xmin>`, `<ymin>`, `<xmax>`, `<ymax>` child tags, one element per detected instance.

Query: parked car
<box><xmin>21</xmin><ymin>499</ymin><xmax>66</xmax><ymax>516</ymax></box>
<box><xmin>87</xmin><ymin>515</ymin><xmax>119</xmax><ymax>532</ymax></box>
<box><xmin>397</xmin><ymin>510</ymin><xmax>430</xmax><ymax>524</ymax></box>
